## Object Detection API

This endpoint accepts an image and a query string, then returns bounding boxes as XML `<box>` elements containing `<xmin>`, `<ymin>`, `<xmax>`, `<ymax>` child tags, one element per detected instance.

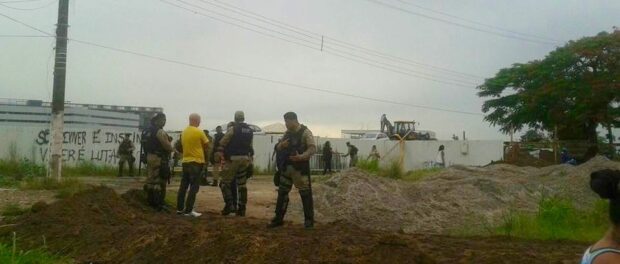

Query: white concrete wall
<box><xmin>2</xmin><ymin>124</ymin><xmax>503</xmax><ymax>170</ymax></box>
<box><xmin>0</xmin><ymin>124</ymin><xmax>140</xmax><ymax>166</ymax></box>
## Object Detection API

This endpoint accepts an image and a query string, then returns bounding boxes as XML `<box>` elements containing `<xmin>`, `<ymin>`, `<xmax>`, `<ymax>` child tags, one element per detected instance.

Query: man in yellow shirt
<box><xmin>176</xmin><ymin>113</ymin><xmax>210</xmax><ymax>217</ymax></box>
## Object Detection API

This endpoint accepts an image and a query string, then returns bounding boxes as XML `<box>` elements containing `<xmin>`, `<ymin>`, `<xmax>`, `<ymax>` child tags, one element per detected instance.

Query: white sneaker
<box><xmin>184</xmin><ymin>211</ymin><xmax>202</xmax><ymax>217</ymax></box>
<box><xmin>176</xmin><ymin>210</ymin><xmax>184</xmax><ymax>215</ymax></box>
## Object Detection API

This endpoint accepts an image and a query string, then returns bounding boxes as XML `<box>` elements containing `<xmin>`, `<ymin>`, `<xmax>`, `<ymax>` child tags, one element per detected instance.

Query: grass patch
<box><xmin>19</xmin><ymin>177</ymin><xmax>86</xmax><ymax>199</ymax></box>
<box><xmin>494</xmin><ymin>196</ymin><xmax>608</xmax><ymax>242</ymax></box>
<box><xmin>378</xmin><ymin>161</ymin><xmax>405</xmax><ymax>179</ymax></box>
<box><xmin>62</xmin><ymin>161</ymin><xmax>117</xmax><ymax>177</ymax></box>
<box><xmin>1</xmin><ymin>203</ymin><xmax>28</xmax><ymax>217</ymax></box>
<box><xmin>0</xmin><ymin>242</ymin><xmax>70</xmax><ymax>264</ymax></box>
<box><xmin>402</xmin><ymin>168</ymin><xmax>443</xmax><ymax>182</ymax></box>
<box><xmin>0</xmin><ymin>159</ymin><xmax>46</xmax><ymax>182</ymax></box>
<box><xmin>356</xmin><ymin>159</ymin><xmax>380</xmax><ymax>174</ymax></box>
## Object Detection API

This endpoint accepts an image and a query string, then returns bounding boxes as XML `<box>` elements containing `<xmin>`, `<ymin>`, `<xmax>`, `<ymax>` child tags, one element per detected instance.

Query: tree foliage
<box><xmin>478</xmin><ymin>30</ymin><xmax>620</xmax><ymax>142</ymax></box>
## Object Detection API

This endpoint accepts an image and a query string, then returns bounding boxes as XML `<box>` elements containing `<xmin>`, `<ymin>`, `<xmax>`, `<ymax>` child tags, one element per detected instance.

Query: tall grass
<box><xmin>495</xmin><ymin>196</ymin><xmax>608</xmax><ymax>242</ymax></box>
<box><xmin>356</xmin><ymin>159</ymin><xmax>380</xmax><ymax>174</ymax></box>
<box><xmin>0</xmin><ymin>242</ymin><xmax>70</xmax><ymax>264</ymax></box>
<box><xmin>62</xmin><ymin>161</ymin><xmax>116</xmax><ymax>177</ymax></box>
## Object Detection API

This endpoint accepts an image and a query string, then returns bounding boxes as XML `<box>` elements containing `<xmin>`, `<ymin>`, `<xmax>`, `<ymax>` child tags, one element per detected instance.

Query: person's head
<box><xmin>151</xmin><ymin>112</ymin><xmax>166</xmax><ymax>128</ymax></box>
<box><xmin>372</xmin><ymin>145</ymin><xmax>377</xmax><ymax>150</ymax></box>
<box><xmin>203</xmin><ymin>130</ymin><xmax>210</xmax><ymax>136</ymax></box>
<box><xmin>234</xmin><ymin>111</ymin><xmax>245</xmax><ymax>123</ymax></box>
<box><xmin>189</xmin><ymin>113</ymin><xmax>201</xmax><ymax>127</ymax></box>
<box><xmin>227</xmin><ymin>121</ymin><xmax>235</xmax><ymax>129</ymax></box>
<box><xmin>346</xmin><ymin>142</ymin><xmax>350</xmax><ymax>146</ymax></box>
<box><xmin>216</xmin><ymin>125</ymin><xmax>222</xmax><ymax>133</ymax></box>
<box><xmin>283</xmin><ymin>112</ymin><xmax>299</xmax><ymax>130</ymax></box>
<box><xmin>124</xmin><ymin>133</ymin><xmax>131</xmax><ymax>141</ymax></box>
<box><xmin>439</xmin><ymin>145</ymin><xmax>445</xmax><ymax>151</ymax></box>
<box><xmin>324</xmin><ymin>141</ymin><xmax>330</xmax><ymax>147</ymax></box>
<box><xmin>590</xmin><ymin>169</ymin><xmax>620</xmax><ymax>226</ymax></box>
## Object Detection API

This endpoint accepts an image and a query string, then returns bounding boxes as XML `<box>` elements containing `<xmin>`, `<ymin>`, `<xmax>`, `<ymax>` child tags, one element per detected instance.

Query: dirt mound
<box><xmin>313</xmin><ymin>156</ymin><xmax>620</xmax><ymax>233</ymax></box>
<box><xmin>2</xmin><ymin>186</ymin><xmax>434</xmax><ymax>264</ymax></box>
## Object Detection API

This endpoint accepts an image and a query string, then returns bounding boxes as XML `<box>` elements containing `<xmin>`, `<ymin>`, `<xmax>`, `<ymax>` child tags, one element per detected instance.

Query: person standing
<box><xmin>117</xmin><ymin>134</ymin><xmax>135</xmax><ymax>177</ymax></box>
<box><xmin>211</xmin><ymin>125</ymin><xmax>225</xmax><ymax>186</ymax></box>
<box><xmin>171</xmin><ymin>134</ymin><xmax>182</xmax><ymax>176</ymax></box>
<box><xmin>176</xmin><ymin>113</ymin><xmax>210</xmax><ymax>217</ymax></box>
<box><xmin>344</xmin><ymin>142</ymin><xmax>359</xmax><ymax>168</ymax></box>
<box><xmin>435</xmin><ymin>145</ymin><xmax>446</xmax><ymax>168</ymax></box>
<box><xmin>217</xmin><ymin>111</ymin><xmax>254</xmax><ymax>217</ymax></box>
<box><xmin>268</xmin><ymin>112</ymin><xmax>316</xmax><ymax>229</ymax></box>
<box><xmin>142</xmin><ymin>113</ymin><xmax>173</xmax><ymax>211</ymax></box>
<box><xmin>322</xmin><ymin>141</ymin><xmax>333</xmax><ymax>175</ymax></box>
<box><xmin>368</xmin><ymin>145</ymin><xmax>380</xmax><ymax>161</ymax></box>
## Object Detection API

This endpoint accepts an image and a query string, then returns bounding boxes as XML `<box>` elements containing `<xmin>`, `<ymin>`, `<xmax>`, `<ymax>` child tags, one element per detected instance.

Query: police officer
<box><xmin>211</xmin><ymin>125</ymin><xmax>225</xmax><ymax>186</ymax></box>
<box><xmin>117</xmin><ymin>133</ymin><xmax>135</xmax><ymax>177</ymax></box>
<box><xmin>268</xmin><ymin>112</ymin><xmax>316</xmax><ymax>229</ymax></box>
<box><xmin>217</xmin><ymin>111</ymin><xmax>254</xmax><ymax>217</ymax></box>
<box><xmin>141</xmin><ymin>113</ymin><xmax>174</xmax><ymax>211</ymax></box>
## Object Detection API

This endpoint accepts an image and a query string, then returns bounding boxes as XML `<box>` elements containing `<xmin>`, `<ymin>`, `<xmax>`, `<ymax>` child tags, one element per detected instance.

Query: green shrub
<box><xmin>0</xmin><ymin>159</ymin><xmax>46</xmax><ymax>181</ymax></box>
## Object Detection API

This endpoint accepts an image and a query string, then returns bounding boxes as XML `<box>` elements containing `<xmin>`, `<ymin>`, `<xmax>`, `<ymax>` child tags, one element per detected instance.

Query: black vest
<box><xmin>225</xmin><ymin>123</ymin><xmax>253</xmax><ymax>157</ymax></box>
<box><xmin>283</xmin><ymin>125</ymin><xmax>310</xmax><ymax>174</ymax></box>
<box><xmin>141</xmin><ymin>125</ymin><xmax>165</xmax><ymax>155</ymax></box>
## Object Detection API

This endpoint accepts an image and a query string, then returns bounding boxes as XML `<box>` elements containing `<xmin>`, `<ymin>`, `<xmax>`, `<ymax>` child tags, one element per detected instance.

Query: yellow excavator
<box><xmin>380</xmin><ymin>114</ymin><xmax>433</xmax><ymax>140</ymax></box>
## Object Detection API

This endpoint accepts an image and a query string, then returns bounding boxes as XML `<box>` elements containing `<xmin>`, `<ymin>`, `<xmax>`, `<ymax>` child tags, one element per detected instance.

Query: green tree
<box><xmin>520</xmin><ymin>129</ymin><xmax>546</xmax><ymax>142</ymax></box>
<box><xmin>478</xmin><ymin>30</ymin><xmax>620</xmax><ymax>150</ymax></box>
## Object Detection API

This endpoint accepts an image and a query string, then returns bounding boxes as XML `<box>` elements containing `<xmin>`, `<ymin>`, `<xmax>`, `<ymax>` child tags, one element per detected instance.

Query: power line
<box><xmin>363</xmin><ymin>0</ymin><xmax>561</xmax><ymax>45</ymax></box>
<box><xmin>195</xmin><ymin>0</ymin><xmax>484</xmax><ymax>80</ymax></box>
<box><xmin>0</xmin><ymin>0</ymin><xmax>44</xmax><ymax>3</ymax></box>
<box><xmin>162</xmin><ymin>0</ymin><xmax>479</xmax><ymax>87</ymax></box>
<box><xmin>393</xmin><ymin>0</ymin><xmax>561</xmax><ymax>43</ymax></box>
<box><xmin>0</xmin><ymin>0</ymin><xmax>56</xmax><ymax>11</ymax></box>
<box><xmin>0</xmin><ymin>34</ymin><xmax>52</xmax><ymax>37</ymax></box>
<box><xmin>0</xmin><ymin>11</ymin><xmax>484</xmax><ymax>116</ymax></box>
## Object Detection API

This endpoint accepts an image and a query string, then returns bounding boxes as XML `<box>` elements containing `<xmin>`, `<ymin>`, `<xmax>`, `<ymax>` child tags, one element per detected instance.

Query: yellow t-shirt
<box><xmin>181</xmin><ymin>126</ymin><xmax>209</xmax><ymax>164</ymax></box>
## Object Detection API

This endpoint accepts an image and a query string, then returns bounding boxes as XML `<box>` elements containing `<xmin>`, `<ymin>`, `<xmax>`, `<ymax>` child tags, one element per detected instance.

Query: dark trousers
<box><xmin>323</xmin><ymin>157</ymin><xmax>332</xmax><ymax>175</ymax></box>
<box><xmin>177</xmin><ymin>162</ymin><xmax>203</xmax><ymax>213</ymax></box>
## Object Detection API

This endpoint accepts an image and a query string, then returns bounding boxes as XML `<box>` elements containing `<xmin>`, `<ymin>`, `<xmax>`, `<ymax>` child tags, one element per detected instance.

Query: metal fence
<box><xmin>310</xmin><ymin>153</ymin><xmax>349</xmax><ymax>172</ymax></box>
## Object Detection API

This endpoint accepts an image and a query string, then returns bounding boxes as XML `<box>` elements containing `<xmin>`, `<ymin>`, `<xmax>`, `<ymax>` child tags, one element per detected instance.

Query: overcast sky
<box><xmin>1</xmin><ymin>0</ymin><xmax>618</xmax><ymax>138</ymax></box>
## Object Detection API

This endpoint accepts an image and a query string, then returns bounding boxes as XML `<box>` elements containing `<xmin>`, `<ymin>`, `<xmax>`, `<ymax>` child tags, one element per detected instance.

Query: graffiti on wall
<box><xmin>34</xmin><ymin>129</ymin><xmax>141</xmax><ymax>165</ymax></box>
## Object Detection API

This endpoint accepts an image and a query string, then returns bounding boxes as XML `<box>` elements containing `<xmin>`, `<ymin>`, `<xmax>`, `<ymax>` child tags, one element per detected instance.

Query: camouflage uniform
<box><xmin>142</xmin><ymin>114</ymin><xmax>173</xmax><ymax>211</ymax></box>
<box><xmin>269</xmin><ymin>118</ymin><xmax>316</xmax><ymax>229</ymax></box>
<box><xmin>218</xmin><ymin>112</ymin><xmax>254</xmax><ymax>216</ymax></box>
<box><xmin>117</xmin><ymin>136</ymin><xmax>135</xmax><ymax>177</ymax></box>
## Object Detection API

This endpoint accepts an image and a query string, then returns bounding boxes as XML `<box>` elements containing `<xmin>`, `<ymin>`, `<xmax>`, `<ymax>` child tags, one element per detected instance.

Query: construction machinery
<box><xmin>380</xmin><ymin>115</ymin><xmax>434</xmax><ymax>140</ymax></box>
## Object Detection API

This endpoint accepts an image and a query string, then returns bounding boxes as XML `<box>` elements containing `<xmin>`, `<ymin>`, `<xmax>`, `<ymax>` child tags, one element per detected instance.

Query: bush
<box><xmin>0</xmin><ymin>159</ymin><xmax>46</xmax><ymax>181</ymax></box>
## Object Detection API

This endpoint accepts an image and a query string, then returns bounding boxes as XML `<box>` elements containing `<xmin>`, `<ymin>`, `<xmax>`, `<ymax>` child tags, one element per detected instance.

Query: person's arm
<box><xmin>156</xmin><ymin>130</ymin><xmax>173</xmax><ymax>152</ymax></box>
<box><xmin>217</xmin><ymin>129</ymin><xmax>234</xmax><ymax>152</ymax></box>
<box><xmin>129</xmin><ymin>141</ymin><xmax>135</xmax><ymax>152</ymax></box>
<box><xmin>249</xmin><ymin>136</ymin><xmax>254</xmax><ymax>157</ymax></box>
<box><xmin>201</xmin><ymin>131</ymin><xmax>210</xmax><ymax>151</ymax></box>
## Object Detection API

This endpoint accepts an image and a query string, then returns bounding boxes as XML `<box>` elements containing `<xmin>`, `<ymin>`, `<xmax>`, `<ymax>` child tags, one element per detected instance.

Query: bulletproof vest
<box><xmin>141</xmin><ymin>125</ymin><xmax>165</xmax><ymax>155</ymax></box>
<box><xmin>350</xmin><ymin>146</ymin><xmax>358</xmax><ymax>156</ymax></box>
<box><xmin>225</xmin><ymin>123</ymin><xmax>253</xmax><ymax>156</ymax></box>
<box><xmin>119</xmin><ymin>140</ymin><xmax>132</xmax><ymax>155</ymax></box>
<box><xmin>285</xmin><ymin>125</ymin><xmax>308</xmax><ymax>155</ymax></box>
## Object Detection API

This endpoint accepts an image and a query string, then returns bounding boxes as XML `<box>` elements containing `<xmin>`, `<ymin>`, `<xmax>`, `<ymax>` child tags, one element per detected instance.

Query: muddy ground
<box><xmin>1</xmin><ymin>186</ymin><xmax>586</xmax><ymax>263</ymax></box>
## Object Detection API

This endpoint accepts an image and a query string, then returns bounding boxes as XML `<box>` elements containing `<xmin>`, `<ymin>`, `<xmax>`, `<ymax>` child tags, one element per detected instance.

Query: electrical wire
<box><xmin>163</xmin><ymin>0</ymin><xmax>480</xmax><ymax>87</ymax></box>
<box><xmin>363</xmin><ymin>0</ymin><xmax>561</xmax><ymax>45</ymax></box>
<box><xmin>196</xmin><ymin>0</ymin><xmax>484</xmax><ymax>80</ymax></box>
<box><xmin>0</xmin><ymin>0</ymin><xmax>56</xmax><ymax>11</ymax></box>
<box><xmin>0</xmin><ymin>11</ymin><xmax>485</xmax><ymax>116</ymax></box>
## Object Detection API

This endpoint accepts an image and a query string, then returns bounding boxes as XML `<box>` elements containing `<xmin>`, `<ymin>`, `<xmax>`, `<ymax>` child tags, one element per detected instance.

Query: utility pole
<box><xmin>49</xmin><ymin>0</ymin><xmax>69</xmax><ymax>179</ymax></box>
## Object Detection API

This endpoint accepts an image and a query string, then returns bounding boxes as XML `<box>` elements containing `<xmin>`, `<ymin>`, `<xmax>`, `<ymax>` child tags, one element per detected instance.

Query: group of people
<box><xmin>139</xmin><ymin>111</ymin><xmax>317</xmax><ymax>229</ymax></box>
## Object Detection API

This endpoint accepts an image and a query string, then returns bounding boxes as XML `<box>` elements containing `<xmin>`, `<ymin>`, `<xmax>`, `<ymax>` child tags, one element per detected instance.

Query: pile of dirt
<box><xmin>1</xmin><ymin>186</ymin><xmax>434</xmax><ymax>264</ymax></box>
<box><xmin>313</xmin><ymin>156</ymin><xmax>620</xmax><ymax>233</ymax></box>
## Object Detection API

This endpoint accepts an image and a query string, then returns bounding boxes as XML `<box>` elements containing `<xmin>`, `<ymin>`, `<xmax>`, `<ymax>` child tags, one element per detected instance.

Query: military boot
<box><xmin>236</xmin><ymin>187</ymin><xmax>247</xmax><ymax>217</ymax></box>
<box><xmin>300</xmin><ymin>189</ymin><xmax>314</xmax><ymax>229</ymax></box>
<box><xmin>267</xmin><ymin>190</ymin><xmax>289</xmax><ymax>228</ymax></box>
<box><xmin>220</xmin><ymin>183</ymin><xmax>236</xmax><ymax>216</ymax></box>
